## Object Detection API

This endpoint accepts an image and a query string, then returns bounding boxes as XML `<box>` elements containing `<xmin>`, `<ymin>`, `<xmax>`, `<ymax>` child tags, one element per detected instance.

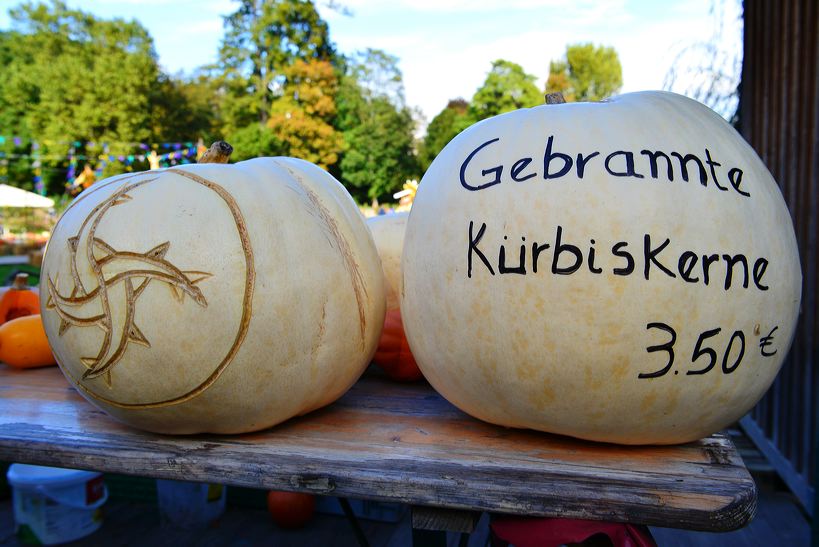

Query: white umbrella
<box><xmin>0</xmin><ymin>184</ymin><xmax>54</xmax><ymax>208</ymax></box>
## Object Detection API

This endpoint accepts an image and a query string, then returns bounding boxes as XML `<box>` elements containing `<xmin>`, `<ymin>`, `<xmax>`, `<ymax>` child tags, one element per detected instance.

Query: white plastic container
<box><xmin>156</xmin><ymin>479</ymin><xmax>226</xmax><ymax>529</ymax></box>
<box><xmin>6</xmin><ymin>464</ymin><xmax>107</xmax><ymax>545</ymax></box>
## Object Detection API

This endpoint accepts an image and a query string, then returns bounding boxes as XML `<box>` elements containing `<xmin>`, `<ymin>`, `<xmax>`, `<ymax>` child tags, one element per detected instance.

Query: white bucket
<box><xmin>156</xmin><ymin>479</ymin><xmax>226</xmax><ymax>529</ymax></box>
<box><xmin>6</xmin><ymin>464</ymin><xmax>107</xmax><ymax>545</ymax></box>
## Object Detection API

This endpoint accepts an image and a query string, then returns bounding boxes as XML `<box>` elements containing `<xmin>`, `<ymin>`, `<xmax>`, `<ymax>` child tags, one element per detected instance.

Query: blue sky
<box><xmin>0</xmin><ymin>0</ymin><xmax>742</xmax><ymax>123</ymax></box>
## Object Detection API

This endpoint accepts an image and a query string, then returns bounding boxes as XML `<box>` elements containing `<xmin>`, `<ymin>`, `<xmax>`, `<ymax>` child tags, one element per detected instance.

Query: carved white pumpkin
<box><xmin>401</xmin><ymin>91</ymin><xmax>802</xmax><ymax>444</ymax></box>
<box><xmin>41</xmin><ymin>156</ymin><xmax>385</xmax><ymax>434</ymax></box>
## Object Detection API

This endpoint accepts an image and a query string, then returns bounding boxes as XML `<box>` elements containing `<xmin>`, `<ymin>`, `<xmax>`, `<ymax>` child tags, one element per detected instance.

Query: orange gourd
<box><xmin>373</xmin><ymin>309</ymin><xmax>423</xmax><ymax>382</ymax></box>
<box><xmin>266</xmin><ymin>491</ymin><xmax>315</xmax><ymax>529</ymax></box>
<box><xmin>0</xmin><ymin>274</ymin><xmax>40</xmax><ymax>325</ymax></box>
<box><xmin>0</xmin><ymin>314</ymin><xmax>56</xmax><ymax>369</ymax></box>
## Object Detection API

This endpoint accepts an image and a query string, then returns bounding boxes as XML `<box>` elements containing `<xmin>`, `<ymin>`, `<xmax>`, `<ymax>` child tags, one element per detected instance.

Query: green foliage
<box><xmin>150</xmin><ymin>72</ymin><xmax>221</xmax><ymax>144</ymax></box>
<box><xmin>545</xmin><ymin>43</ymin><xmax>623</xmax><ymax>102</ymax></box>
<box><xmin>469</xmin><ymin>60</ymin><xmax>541</xmax><ymax>121</ymax></box>
<box><xmin>6</xmin><ymin>0</ymin><xmax>158</xmax><ymax>146</ymax></box>
<box><xmin>345</xmin><ymin>48</ymin><xmax>405</xmax><ymax>108</ymax></box>
<box><xmin>336</xmin><ymin>49</ymin><xmax>418</xmax><ymax>203</ymax></box>
<box><xmin>266</xmin><ymin>59</ymin><xmax>342</xmax><ymax>169</ymax></box>
<box><xmin>0</xmin><ymin>1</ymin><xmax>161</xmax><ymax>191</ymax></box>
<box><xmin>340</xmin><ymin>97</ymin><xmax>417</xmax><ymax>203</ymax></box>
<box><xmin>0</xmin><ymin>1</ymin><xmax>627</xmax><ymax>205</ymax></box>
<box><xmin>228</xmin><ymin>123</ymin><xmax>283</xmax><ymax>162</ymax></box>
<box><xmin>419</xmin><ymin>59</ymin><xmax>542</xmax><ymax>174</ymax></box>
<box><xmin>0</xmin><ymin>0</ymin><xmax>215</xmax><ymax>192</ymax></box>
<box><xmin>419</xmin><ymin>99</ymin><xmax>470</xmax><ymax>172</ymax></box>
<box><xmin>215</xmin><ymin>0</ymin><xmax>344</xmax><ymax>169</ymax></box>
<box><xmin>217</xmin><ymin>0</ymin><xmax>334</xmax><ymax>132</ymax></box>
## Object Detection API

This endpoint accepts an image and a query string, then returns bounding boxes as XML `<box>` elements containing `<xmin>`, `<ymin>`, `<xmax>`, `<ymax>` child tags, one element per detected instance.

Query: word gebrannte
<box><xmin>459</xmin><ymin>136</ymin><xmax>750</xmax><ymax>197</ymax></box>
<box><xmin>467</xmin><ymin>221</ymin><xmax>770</xmax><ymax>291</ymax></box>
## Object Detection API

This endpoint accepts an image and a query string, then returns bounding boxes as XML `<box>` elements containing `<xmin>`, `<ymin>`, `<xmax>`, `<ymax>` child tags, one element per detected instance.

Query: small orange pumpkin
<box><xmin>266</xmin><ymin>491</ymin><xmax>315</xmax><ymax>529</ymax></box>
<box><xmin>0</xmin><ymin>273</ymin><xmax>40</xmax><ymax>325</ymax></box>
<box><xmin>373</xmin><ymin>309</ymin><xmax>423</xmax><ymax>382</ymax></box>
<box><xmin>0</xmin><ymin>314</ymin><xmax>56</xmax><ymax>369</ymax></box>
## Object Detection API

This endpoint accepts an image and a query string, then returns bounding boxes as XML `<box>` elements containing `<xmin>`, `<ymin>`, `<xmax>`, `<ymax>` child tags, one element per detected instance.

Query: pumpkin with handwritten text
<box><xmin>401</xmin><ymin>91</ymin><xmax>801</xmax><ymax>444</ymax></box>
<box><xmin>40</xmin><ymin>157</ymin><xmax>385</xmax><ymax>434</ymax></box>
<box><xmin>366</xmin><ymin>213</ymin><xmax>423</xmax><ymax>382</ymax></box>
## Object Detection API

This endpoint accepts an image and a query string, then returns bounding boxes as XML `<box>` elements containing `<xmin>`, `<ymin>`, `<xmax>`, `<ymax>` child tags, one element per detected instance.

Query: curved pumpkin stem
<box><xmin>11</xmin><ymin>273</ymin><xmax>29</xmax><ymax>290</ymax></box>
<box><xmin>199</xmin><ymin>141</ymin><xmax>234</xmax><ymax>164</ymax></box>
<box><xmin>545</xmin><ymin>92</ymin><xmax>567</xmax><ymax>105</ymax></box>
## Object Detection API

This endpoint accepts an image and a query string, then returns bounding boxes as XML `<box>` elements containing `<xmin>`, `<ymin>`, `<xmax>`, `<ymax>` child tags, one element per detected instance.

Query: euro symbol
<box><xmin>759</xmin><ymin>326</ymin><xmax>778</xmax><ymax>357</ymax></box>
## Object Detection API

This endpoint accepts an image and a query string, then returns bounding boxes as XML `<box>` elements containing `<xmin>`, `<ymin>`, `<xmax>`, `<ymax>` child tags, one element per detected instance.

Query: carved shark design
<box><xmin>45</xmin><ymin>178</ymin><xmax>211</xmax><ymax>387</ymax></box>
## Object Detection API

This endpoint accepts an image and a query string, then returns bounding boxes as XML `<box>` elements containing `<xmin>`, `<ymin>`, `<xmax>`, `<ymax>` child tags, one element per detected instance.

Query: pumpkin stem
<box><xmin>199</xmin><ymin>141</ymin><xmax>234</xmax><ymax>164</ymax></box>
<box><xmin>545</xmin><ymin>92</ymin><xmax>567</xmax><ymax>105</ymax></box>
<box><xmin>11</xmin><ymin>273</ymin><xmax>28</xmax><ymax>290</ymax></box>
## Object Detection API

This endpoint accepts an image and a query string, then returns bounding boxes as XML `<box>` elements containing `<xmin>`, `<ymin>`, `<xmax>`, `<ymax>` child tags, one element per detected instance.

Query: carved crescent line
<box><xmin>59</xmin><ymin>169</ymin><xmax>255</xmax><ymax>409</ymax></box>
<box><xmin>274</xmin><ymin>161</ymin><xmax>368</xmax><ymax>349</ymax></box>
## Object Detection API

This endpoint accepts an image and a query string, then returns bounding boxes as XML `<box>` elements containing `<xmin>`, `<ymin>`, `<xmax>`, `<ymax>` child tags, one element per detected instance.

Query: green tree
<box><xmin>419</xmin><ymin>98</ymin><xmax>470</xmax><ymax>171</ymax></box>
<box><xmin>545</xmin><ymin>43</ymin><xmax>623</xmax><ymax>102</ymax></box>
<box><xmin>0</xmin><ymin>1</ymin><xmax>213</xmax><ymax>192</ymax></box>
<box><xmin>1</xmin><ymin>1</ymin><xmax>161</xmax><ymax>189</ymax></box>
<box><xmin>344</xmin><ymin>48</ymin><xmax>405</xmax><ymax>108</ymax></box>
<box><xmin>227</xmin><ymin>121</ymin><xmax>283</xmax><ymax>161</ymax></box>
<box><xmin>469</xmin><ymin>60</ymin><xmax>541</xmax><ymax>121</ymax></box>
<box><xmin>149</xmin><ymin>72</ymin><xmax>221</xmax><ymax>145</ymax></box>
<box><xmin>266</xmin><ymin>59</ymin><xmax>342</xmax><ymax>168</ymax></box>
<box><xmin>336</xmin><ymin>49</ymin><xmax>418</xmax><ymax>204</ymax></box>
<box><xmin>217</xmin><ymin>0</ymin><xmax>334</xmax><ymax>132</ymax></box>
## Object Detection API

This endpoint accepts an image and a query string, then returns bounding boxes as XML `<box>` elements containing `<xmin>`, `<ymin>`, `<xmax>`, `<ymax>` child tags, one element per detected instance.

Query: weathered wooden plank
<box><xmin>0</xmin><ymin>366</ymin><xmax>756</xmax><ymax>532</ymax></box>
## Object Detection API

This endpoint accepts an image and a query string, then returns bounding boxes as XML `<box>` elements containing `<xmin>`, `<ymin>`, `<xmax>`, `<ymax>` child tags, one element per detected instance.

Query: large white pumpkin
<box><xmin>41</xmin><ymin>157</ymin><xmax>385</xmax><ymax>434</ymax></box>
<box><xmin>366</xmin><ymin>212</ymin><xmax>409</xmax><ymax>311</ymax></box>
<box><xmin>402</xmin><ymin>91</ymin><xmax>801</xmax><ymax>445</ymax></box>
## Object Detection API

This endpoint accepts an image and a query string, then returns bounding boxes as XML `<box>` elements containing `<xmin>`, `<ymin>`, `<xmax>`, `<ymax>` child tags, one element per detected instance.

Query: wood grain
<box><xmin>0</xmin><ymin>366</ymin><xmax>756</xmax><ymax>531</ymax></box>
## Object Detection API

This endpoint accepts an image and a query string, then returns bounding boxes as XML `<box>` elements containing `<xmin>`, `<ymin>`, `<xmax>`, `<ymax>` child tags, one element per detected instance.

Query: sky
<box><xmin>0</xmin><ymin>0</ymin><xmax>742</xmax><ymax>124</ymax></box>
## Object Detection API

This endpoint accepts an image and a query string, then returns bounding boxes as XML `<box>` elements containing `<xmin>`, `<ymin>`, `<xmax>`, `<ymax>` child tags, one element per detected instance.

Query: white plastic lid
<box><xmin>6</xmin><ymin>463</ymin><xmax>102</xmax><ymax>487</ymax></box>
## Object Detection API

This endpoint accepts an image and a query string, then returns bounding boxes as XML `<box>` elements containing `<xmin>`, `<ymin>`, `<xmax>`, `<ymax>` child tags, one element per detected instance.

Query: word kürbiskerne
<box><xmin>467</xmin><ymin>221</ymin><xmax>769</xmax><ymax>291</ymax></box>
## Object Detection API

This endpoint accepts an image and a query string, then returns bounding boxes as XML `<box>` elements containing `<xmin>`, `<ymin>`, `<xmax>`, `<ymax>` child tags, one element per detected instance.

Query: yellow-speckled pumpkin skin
<box><xmin>41</xmin><ymin>158</ymin><xmax>385</xmax><ymax>434</ymax></box>
<box><xmin>401</xmin><ymin>91</ymin><xmax>801</xmax><ymax>445</ymax></box>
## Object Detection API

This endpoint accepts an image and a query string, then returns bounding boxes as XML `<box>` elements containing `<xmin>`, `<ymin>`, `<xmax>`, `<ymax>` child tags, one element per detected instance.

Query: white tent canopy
<box><xmin>0</xmin><ymin>184</ymin><xmax>54</xmax><ymax>208</ymax></box>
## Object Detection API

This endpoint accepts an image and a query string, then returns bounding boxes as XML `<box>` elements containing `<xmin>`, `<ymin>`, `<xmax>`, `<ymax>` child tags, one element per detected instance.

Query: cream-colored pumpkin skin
<box><xmin>366</xmin><ymin>212</ymin><xmax>408</xmax><ymax>311</ymax></box>
<box><xmin>402</xmin><ymin>91</ymin><xmax>801</xmax><ymax>445</ymax></box>
<box><xmin>41</xmin><ymin>157</ymin><xmax>385</xmax><ymax>434</ymax></box>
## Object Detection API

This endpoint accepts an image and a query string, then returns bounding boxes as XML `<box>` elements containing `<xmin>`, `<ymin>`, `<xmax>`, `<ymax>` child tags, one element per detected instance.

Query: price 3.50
<box><xmin>638</xmin><ymin>322</ymin><xmax>777</xmax><ymax>379</ymax></box>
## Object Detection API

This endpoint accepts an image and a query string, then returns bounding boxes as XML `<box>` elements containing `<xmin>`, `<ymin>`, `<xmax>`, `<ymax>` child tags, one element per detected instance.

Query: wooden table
<box><xmin>0</xmin><ymin>365</ymin><xmax>756</xmax><ymax>536</ymax></box>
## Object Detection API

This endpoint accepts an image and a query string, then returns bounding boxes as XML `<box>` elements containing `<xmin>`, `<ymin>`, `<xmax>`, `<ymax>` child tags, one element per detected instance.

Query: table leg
<box><xmin>411</xmin><ymin>528</ymin><xmax>448</xmax><ymax>547</ymax></box>
<box><xmin>338</xmin><ymin>497</ymin><xmax>370</xmax><ymax>547</ymax></box>
<box><xmin>411</xmin><ymin>506</ymin><xmax>482</xmax><ymax>547</ymax></box>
